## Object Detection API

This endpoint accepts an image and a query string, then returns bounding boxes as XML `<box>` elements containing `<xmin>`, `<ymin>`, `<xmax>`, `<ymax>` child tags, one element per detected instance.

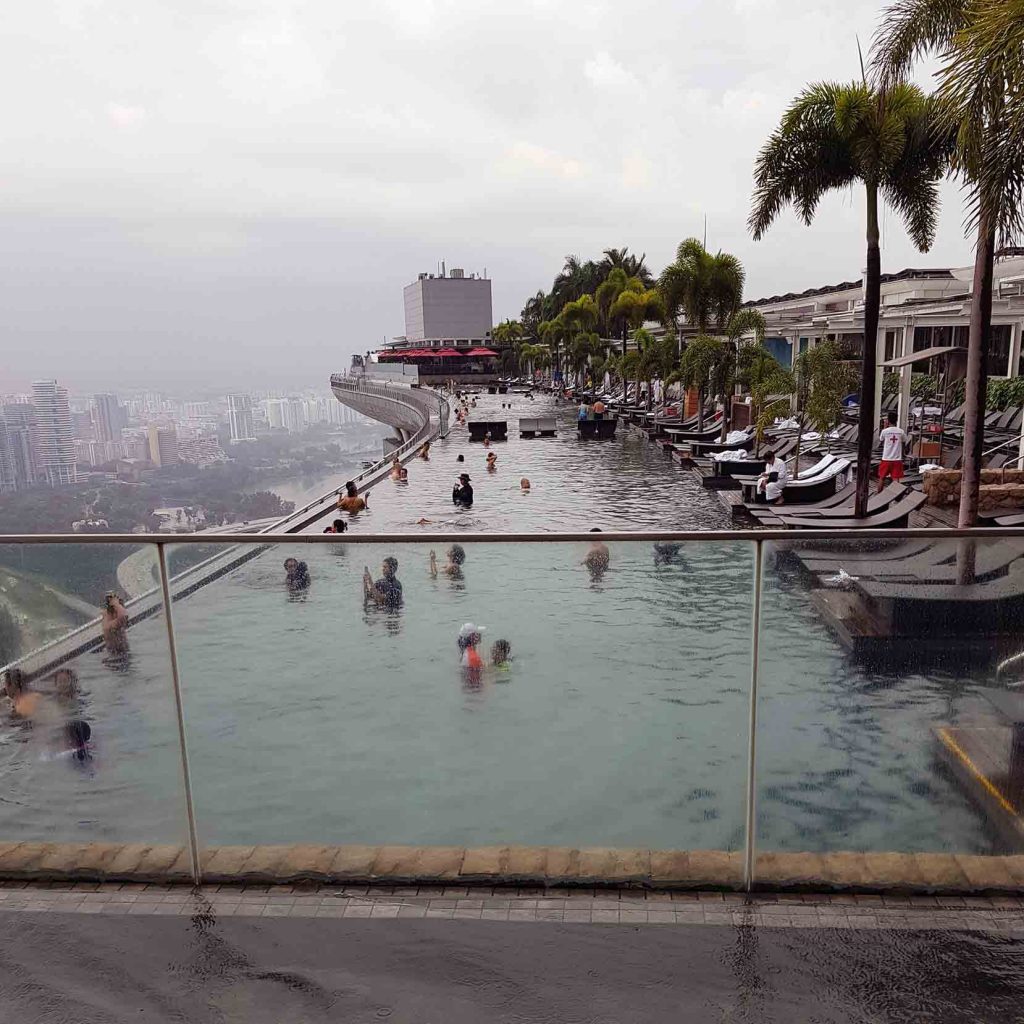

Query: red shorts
<box><xmin>878</xmin><ymin>460</ymin><xmax>904</xmax><ymax>481</ymax></box>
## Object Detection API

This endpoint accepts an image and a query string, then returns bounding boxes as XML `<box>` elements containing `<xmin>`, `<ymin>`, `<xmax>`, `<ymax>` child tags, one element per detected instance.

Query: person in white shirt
<box><xmin>878</xmin><ymin>411</ymin><xmax>909</xmax><ymax>492</ymax></box>
<box><xmin>756</xmin><ymin>450</ymin><xmax>790</xmax><ymax>504</ymax></box>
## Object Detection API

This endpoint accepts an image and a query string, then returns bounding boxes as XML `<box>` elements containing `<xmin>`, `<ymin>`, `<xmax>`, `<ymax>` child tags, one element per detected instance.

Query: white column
<box><xmin>897</xmin><ymin>326</ymin><xmax>912</xmax><ymax>431</ymax></box>
<box><xmin>872</xmin><ymin>325</ymin><xmax>885</xmax><ymax>439</ymax></box>
<box><xmin>1009</xmin><ymin>322</ymin><xmax>1022</xmax><ymax>379</ymax></box>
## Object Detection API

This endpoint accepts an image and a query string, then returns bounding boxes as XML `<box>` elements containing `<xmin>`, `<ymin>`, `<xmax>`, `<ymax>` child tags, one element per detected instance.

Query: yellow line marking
<box><xmin>937</xmin><ymin>727</ymin><xmax>1019</xmax><ymax>817</ymax></box>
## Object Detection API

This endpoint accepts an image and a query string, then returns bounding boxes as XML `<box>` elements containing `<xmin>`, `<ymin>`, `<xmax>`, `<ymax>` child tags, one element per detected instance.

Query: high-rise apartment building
<box><xmin>30</xmin><ymin>379</ymin><xmax>78</xmax><ymax>486</ymax></box>
<box><xmin>226</xmin><ymin>394</ymin><xmax>257</xmax><ymax>443</ymax></box>
<box><xmin>0</xmin><ymin>420</ymin><xmax>16</xmax><ymax>493</ymax></box>
<box><xmin>148</xmin><ymin>424</ymin><xmax>179</xmax><ymax>467</ymax></box>
<box><xmin>91</xmin><ymin>393</ymin><xmax>124</xmax><ymax>443</ymax></box>
<box><xmin>1</xmin><ymin>404</ymin><xmax>36</xmax><ymax>490</ymax></box>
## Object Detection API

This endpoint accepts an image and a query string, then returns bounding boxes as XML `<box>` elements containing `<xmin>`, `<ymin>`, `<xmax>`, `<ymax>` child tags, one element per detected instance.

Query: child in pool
<box><xmin>491</xmin><ymin>639</ymin><xmax>512</xmax><ymax>673</ymax></box>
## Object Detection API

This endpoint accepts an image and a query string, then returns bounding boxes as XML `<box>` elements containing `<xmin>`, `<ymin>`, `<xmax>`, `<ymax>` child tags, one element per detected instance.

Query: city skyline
<box><xmin>0</xmin><ymin>0</ymin><xmax>975</xmax><ymax>393</ymax></box>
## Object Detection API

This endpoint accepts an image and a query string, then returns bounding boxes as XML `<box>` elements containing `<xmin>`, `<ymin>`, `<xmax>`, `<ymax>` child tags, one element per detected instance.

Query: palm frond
<box><xmin>869</xmin><ymin>0</ymin><xmax>969</xmax><ymax>89</ymax></box>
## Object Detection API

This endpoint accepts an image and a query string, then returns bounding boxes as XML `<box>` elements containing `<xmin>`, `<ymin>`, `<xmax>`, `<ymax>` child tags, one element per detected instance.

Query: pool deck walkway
<box><xmin>4</xmin><ymin>879</ymin><xmax>1024</xmax><ymax>931</ymax></box>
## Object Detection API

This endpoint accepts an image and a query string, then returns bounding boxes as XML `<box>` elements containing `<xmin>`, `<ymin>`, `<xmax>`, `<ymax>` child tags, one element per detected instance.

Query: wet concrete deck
<box><xmin>4</xmin><ymin>881</ymin><xmax>1024</xmax><ymax>1022</ymax></box>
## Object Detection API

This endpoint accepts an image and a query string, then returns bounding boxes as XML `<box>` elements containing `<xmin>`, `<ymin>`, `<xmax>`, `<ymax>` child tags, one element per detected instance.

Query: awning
<box><xmin>435</xmin><ymin>348</ymin><xmax>462</xmax><ymax>357</ymax></box>
<box><xmin>465</xmin><ymin>347</ymin><xmax>499</xmax><ymax>357</ymax></box>
<box><xmin>880</xmin><ymin>345</ymin><xmax>967</xmax><ymax>368</ymax></box>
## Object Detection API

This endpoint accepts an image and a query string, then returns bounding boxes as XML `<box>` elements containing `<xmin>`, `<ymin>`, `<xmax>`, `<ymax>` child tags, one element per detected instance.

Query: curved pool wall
<box><xmin>3</xmin><ymin>529</ymin><xmax>1024</xmax><ymax>894</ymax></box>
<box><xmin>0</xmin><ymin>378</ymin><xmax>450</xmax><ymax>682</ymax></box>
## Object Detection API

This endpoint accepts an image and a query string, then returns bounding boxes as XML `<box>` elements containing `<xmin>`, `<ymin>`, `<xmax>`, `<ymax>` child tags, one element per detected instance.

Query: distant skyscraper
<box><xmin>91</xmin><ymin>393</ymin><xmax>123</xmax><ymax>443</ymax></box>
<box><xmin>30</xmin><ymin>380</ymin><xmax>77</xmax><ymax>486</ymax></box>
<box><xmin>1</xmin><ymin>404</ymin><xmax>37</xmax><ymax>489</ymax></box>
<box><xmin>148</xmin><ymin>424</ymin><xmax>179</xmax><ymax>467</ymax></box>
<box><xmin>226</xmin><ymin>394</ymin><xmax>257</xmax><ymax>443</ymax></box>
<box><xmin>0</xmin><ymin>420</ymin><xmax>16</xmax><ymax>493</ymax></box>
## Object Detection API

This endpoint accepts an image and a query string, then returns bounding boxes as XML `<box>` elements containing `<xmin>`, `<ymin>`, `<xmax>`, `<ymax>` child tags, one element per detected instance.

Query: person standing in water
<box><xmin>583</xmin><ymin>528</ymin><xmax>610</xmax><ymax>581</ymax></box>
<box><xmin>430</xmin><ymin>544</ymin><xmax>466</xmax><ymax>580</ymax></box>
<box><xmin>337</xmin><ymin>481</ymin><xmax>367</xmax><ymax>513</ymax></box>
<box><xmin>363</xmin><ymin>556</ymin><xmax>403</xmax><ymax>608</ymax></box>
<box><xmin>457</xmin><ymin>623</ymin><xmax>486</xmax><ymax>687</ymax></box>
<box><xmin>453</xmin><ymin>473</ymin><xmax>473</xmax><ymax>508</ymax></box>
<box><xmin>101</xmin><ymin>593</ymin><xmax>129</xmax><ymax>653</ymax></box>
<box><xmin>486</xmin><ymin>452</ymin><xmax>497</xmax><ymax>472</ymax></box>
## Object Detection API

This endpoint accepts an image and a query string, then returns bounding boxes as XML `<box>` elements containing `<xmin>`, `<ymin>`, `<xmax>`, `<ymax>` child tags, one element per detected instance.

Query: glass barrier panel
<box><xmin>756</xmin><ymin>534</ymin><xmax>1024</xmax><ymax>878</ymax></box>
<box><xmin>0</xmin><ymin>541</ymin><xmax>190</xmax><ymax>852</ymax></box>
<box><xmin>168</xmin><ymin>537</ymin><xmax>755</xmax><ymax>860</ymax></box>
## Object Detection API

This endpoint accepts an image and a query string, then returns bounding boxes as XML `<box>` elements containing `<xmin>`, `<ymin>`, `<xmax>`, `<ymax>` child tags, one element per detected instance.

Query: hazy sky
<box><xmin>1</xmin><ymin>0</ymin><xmax>973</xmax><ymax>394</ymax></box>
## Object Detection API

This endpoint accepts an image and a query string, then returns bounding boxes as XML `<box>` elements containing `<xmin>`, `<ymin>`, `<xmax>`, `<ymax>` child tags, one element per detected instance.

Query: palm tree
<box><xmin>659</xmin><ymin>238</ymin><xmax>745</xmax><ymax>340</ymax></box>
<box><xmin>610</xmin><ymin>288</ymin><xmax>666</xmax><ymax>403</ymax></box>
<box><xmin>873</xmin><ymin>0</ymin><xmax>1024</xmax><ymax>541</ymax></box>
<box><xmin>600</xmin><ymin>247</ymin><xmax>655</xmax><ymax>287</ymax></box>
<box><xmin>537</xmin><ymin>319</ymin><xmax>567</xmax><ymax>380</ymax></box>
<box><xmin>749</xmin><ymin>80</ymin><xmax>949</xmax><ymax>517</ymax></box>
<box><xmin>667</xmin><ymin>335</ymin><xmax>729</xmax><ymax>432</ymax></box>
<box><xmin>715</xmin><ymin>308</ymin><xmax>768</xmax><ymax>439</ymax></box>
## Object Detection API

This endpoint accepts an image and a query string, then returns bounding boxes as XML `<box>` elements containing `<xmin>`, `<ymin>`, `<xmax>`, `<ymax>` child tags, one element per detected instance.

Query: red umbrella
<box><xmin>435</xmin><ymin>348</ymin><xmax>462</xmax><ymax>357</ymax></box>
<box><xmin>465</xmin><ymin>347</ymin><xmax>499</xmax><ymax>357</ymax></box>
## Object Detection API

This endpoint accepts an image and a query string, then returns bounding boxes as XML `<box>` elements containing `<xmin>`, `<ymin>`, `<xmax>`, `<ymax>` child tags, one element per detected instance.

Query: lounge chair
<box><xmin>773</xmin><ymin>490</ymin><xmax>927</xmax><ymax>529</ymax></box>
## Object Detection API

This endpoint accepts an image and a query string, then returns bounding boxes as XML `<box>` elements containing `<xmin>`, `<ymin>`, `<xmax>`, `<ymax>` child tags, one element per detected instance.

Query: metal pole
<box><xmin>156</xmin><ymin>542</ymin><xmax>202</xmax><ymax>886</ymax></box>
<box><xmin>743</xmin><ymin>539</ymin><xmax>764</xmax><ymax>893</ymax></box>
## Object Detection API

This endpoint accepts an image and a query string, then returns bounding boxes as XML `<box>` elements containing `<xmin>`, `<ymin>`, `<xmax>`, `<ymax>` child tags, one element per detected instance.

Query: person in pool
<box><xmin>430</xmin><ymin>544</ymin><xmax>466</xmax><ymax>579</ymax></box>
<box><xmin>101</xmin><ymin>592</ymin><xmax>129</xmax><ymax>653</ymax></box>
<box><xmin>4</xmin><ymin>668</ymin><xmax>39</xmax><ymax>719</ymax></box>
<box><xmin>457</xmin><ymin>622</ymin><xmax>486</xmax><ymax>675</ymax></box>
<box><xmin>363</xmin><ymin>556</ymin><xmax>403</xmax><ymax>609</ymax></box>
<box><xmin>284</xmin><ymin>558</ymin><xmax>310</xmax><ymax>590</ymax></box>
<box><xmin>52</xmin><ymin>667</ymin><xmax>79</xmax><ymax>704</ymax></box>
<box><xmin>520</xmin><ymin>477</ymin><xmax>531</xmax><ymax>491</ymax></box>
<box><xmin>389</xmin><ymin>457</ymin><xmax>403</xmax><ymax>481</ymax></box>
<box><xmin>583</xmin><ymin>528</ymin><xmax>610</xmax><ymax>581</ymax></box>
<box><xmin>337</xmin><ymin>481</ymin><xmax>367</xmax><ymax>513</ymax></box>
<box><xmin>491</xmin><ymin>639</ymin><xmax>512</xmax><ymax>668</ymax></box>
<box><xmin>419</xmin><ymin>441</ymin><xmax>431</xmax><ymax>460</ymax></box>
<box><xmin>486</xmin><ymin>451</ymin><xmax>497</xmax><ymax>471</ymax></box>
<box><xmin>452</xmin><ymin>473</ymin><xmax>473</xmax><ymax>508</ymax></box>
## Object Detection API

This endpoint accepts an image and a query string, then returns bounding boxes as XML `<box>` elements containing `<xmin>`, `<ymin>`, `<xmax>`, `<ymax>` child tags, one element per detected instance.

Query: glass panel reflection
<box><xmin>168</xmin><ymin>537</ymin><xmax>755</xmax><ymax>853</ymax></box>
<box><xmin>0</xmin><ymin>542</ymin><xmax>189</xmax><ymax>848</ymax></box>
<box><xmin>756</xmin><ymin>534</ymin><xmax>1024</xmax><ymax>861</ymax></box>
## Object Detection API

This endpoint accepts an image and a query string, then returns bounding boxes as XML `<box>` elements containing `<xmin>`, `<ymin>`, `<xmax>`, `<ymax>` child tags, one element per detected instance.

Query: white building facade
<box><xmin>397</xmin><ymin>268</ymin><xmax>493</xmax><ymax>350</ymax></box>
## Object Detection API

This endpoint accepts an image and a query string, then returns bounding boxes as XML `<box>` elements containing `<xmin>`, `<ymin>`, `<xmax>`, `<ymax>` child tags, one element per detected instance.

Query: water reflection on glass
<box><xmin>0</xmin><ymin>543</ymin><xmax>189</xmax><ymax>848</ymax></box>
<box><xmin>170</xmin><ymin>539</ymin><xmax>754</xmax><ymax>852</ymax></box>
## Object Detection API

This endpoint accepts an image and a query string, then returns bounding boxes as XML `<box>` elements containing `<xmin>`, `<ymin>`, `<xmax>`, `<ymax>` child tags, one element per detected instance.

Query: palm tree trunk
<box><xmin>854</xmin><ymin>185</ymin><xmax>881</xmax><ymax>519</ymax></box>
<box><xmin>956</xmin><ymin>212</ymin><xmax>997</xmax><ymax>583</ymax></box>
<box><xmin>697</xmin><ymin>387</ymin><xmax>705</xmax><ymax>433</ymax></box>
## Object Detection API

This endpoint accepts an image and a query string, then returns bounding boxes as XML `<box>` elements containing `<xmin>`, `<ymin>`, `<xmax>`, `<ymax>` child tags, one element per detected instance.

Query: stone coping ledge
<box><xmin>1</xmin><ymin>843</ymin><xmax>1023</xmax><ymax>895</ymax></box>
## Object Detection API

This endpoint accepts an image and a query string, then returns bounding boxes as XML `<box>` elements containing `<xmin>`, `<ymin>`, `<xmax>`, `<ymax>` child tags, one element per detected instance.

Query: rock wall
<box><xmin>923</xmin><ymin>469</ymin><xmax>1024</xmax><ymax>510</ymax></box>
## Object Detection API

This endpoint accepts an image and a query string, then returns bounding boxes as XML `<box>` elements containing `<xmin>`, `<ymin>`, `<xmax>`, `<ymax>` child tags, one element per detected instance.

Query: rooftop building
<box><xmin>148</xmin><ymin>424</ymin><xmax>179</xmax><ymax>467</ymax></box>
<box><xmin>397</xmin><ymin>266</ymin><xmax>492</xmax><ymax>350</ymax></box>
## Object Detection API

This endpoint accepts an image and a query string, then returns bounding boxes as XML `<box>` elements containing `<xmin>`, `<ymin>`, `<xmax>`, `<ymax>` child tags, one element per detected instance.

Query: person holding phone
<box><xmin>101</xmin><ymin>592</ymin><xmax>129</xmax><ymax>652</ymax></box>
<box><xmin>452</xmin><ymin>473</ymin><xmax>474</xmax><ymax>509</ymax></box>
<box><xmin>363</xmin><ymin>557</ymin><xmax>403</xmax><ymax>609</ymax></box>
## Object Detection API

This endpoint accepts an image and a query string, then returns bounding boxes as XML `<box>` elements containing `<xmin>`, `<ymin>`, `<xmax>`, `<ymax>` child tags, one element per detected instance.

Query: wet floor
<box><xmin>4</xmin><ymin>908</ymin><xmax>1024</xmax><ymax>1023</ymax></box>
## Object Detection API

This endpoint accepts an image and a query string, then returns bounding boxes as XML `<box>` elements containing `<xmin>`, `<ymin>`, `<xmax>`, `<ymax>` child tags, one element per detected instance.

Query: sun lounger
<box><xmin>774</xmin><ymin>490</ymin><xmax>927</xmax><ymax>529</ymax></box>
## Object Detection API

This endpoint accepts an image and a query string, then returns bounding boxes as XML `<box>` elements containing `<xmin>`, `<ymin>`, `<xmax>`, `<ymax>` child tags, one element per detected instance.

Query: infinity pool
<box><xmin>0</xmin><ymin>392</ymin><xmax>1011</xmax><ymax>858</ymax></box>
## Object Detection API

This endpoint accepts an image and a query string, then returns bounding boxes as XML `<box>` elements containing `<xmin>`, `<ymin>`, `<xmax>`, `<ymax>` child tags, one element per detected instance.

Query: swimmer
<box><xmin>101</xmin><ymin>592</ymin><xmax>129</xmax><ymax>653</ymax></box>
<box><xmin>429</xmin><ymin>544</ymin><xmax>466</xmax><ymax>579</ymax></box>
<box><xmin>583</xmin><ymin>528</ymin><xmax>610</xmax><ymax>580</ymax></box>
<box><xmin>483</xmin><ymin>432</ymin><xmax>491</xmax><ymax>448</ymax></box>
<box><xmin>520</xmin><ymin>477</ymin><xmax>531</xmax><ymax>492</ymax></box>
<box><xmin>52</xmin><ymin>667</ymin><xmax>79</xmax><ymax>704</ymax></box>
<box><xmin>457</xmin><ymin>454</ymin><xmax>465</xmax><ymax>463</ymax></box>
<box><xmin>363</xmin><ymin>556</ymin><xmax>403</xmax><ymax>608</ymax></box>
<box><xmin>337</xmin><ymin>481</ymin><xmax>367</xmax><ymax>513</ymax></box>
<box><xmin>419</xmin><ymin>441</ymin><xmax>431</xmax><ymax>460</ymax></box>
<box><xmin>284</xmin><ymin>557</ymin><xmax>310</xmax><ymax>590</ymax></box>
<box><xmin>486</xmin><ymin>452</ymin><xmax>497</xmax><ymax>471</ymax></box>
<box><xmin>653</xmin><ymin>542</ymin><xmax>683</xmax><ymax>566</ymax></box>
<box><xmin>389</xmin><ymin>457</ymin><xmax>403</xmax><ymax>481</ymax></box>
<box><xmin>4</xmin><ymin>668</ymin><xmax>39</xmax><ymax>719</ymax></box>
<box><xmin>64</xmin><ymin>720</ymin><xmax>92</xmax><ymax>762</ymax></box>
<box><xmin>457</xmin><ymin>622</ymin><xmax>486</xmax><ymax>672</ymax></box>
<box><xmin>491</xmin><ymin>639</ymin><xmax>512</xmax><ymax>668</ymax></box>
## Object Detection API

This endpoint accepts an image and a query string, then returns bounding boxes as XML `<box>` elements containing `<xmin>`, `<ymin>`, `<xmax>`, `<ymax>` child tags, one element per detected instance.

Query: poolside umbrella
<box><xmin>436</xmin><ymin>348</ymin><xmax>462</xmax><ymax>357</ymax></box>
<box><xmin>465</xmin><ymin>348</ymin><xmax>499</xmax><ymax>357</ymax></box>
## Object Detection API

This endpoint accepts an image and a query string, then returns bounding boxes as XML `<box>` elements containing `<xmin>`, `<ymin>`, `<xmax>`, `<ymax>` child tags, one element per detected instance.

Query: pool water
<box><xmin>0</xmin><ymin>391</ymin><xmax>1010</xmax><ymax>857</ymax></box>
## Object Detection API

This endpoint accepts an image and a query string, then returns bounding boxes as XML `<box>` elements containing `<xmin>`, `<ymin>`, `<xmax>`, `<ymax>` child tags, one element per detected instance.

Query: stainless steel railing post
<box><xmin>743</xmin><ymin>538</ymin><xmax>764</xmax><ymax>893</ymax></box>
<box><xmin>156</xmin><ymin>542</ymin><xmax>202</xmax><ymax>886</ymax></box>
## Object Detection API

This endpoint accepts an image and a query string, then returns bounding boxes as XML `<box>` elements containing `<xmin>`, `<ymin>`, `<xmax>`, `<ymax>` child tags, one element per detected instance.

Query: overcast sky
<box><xmin>1</xmin><ymin>0</ymin><xmax>973</xmax><ymax>394</ymax></box>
